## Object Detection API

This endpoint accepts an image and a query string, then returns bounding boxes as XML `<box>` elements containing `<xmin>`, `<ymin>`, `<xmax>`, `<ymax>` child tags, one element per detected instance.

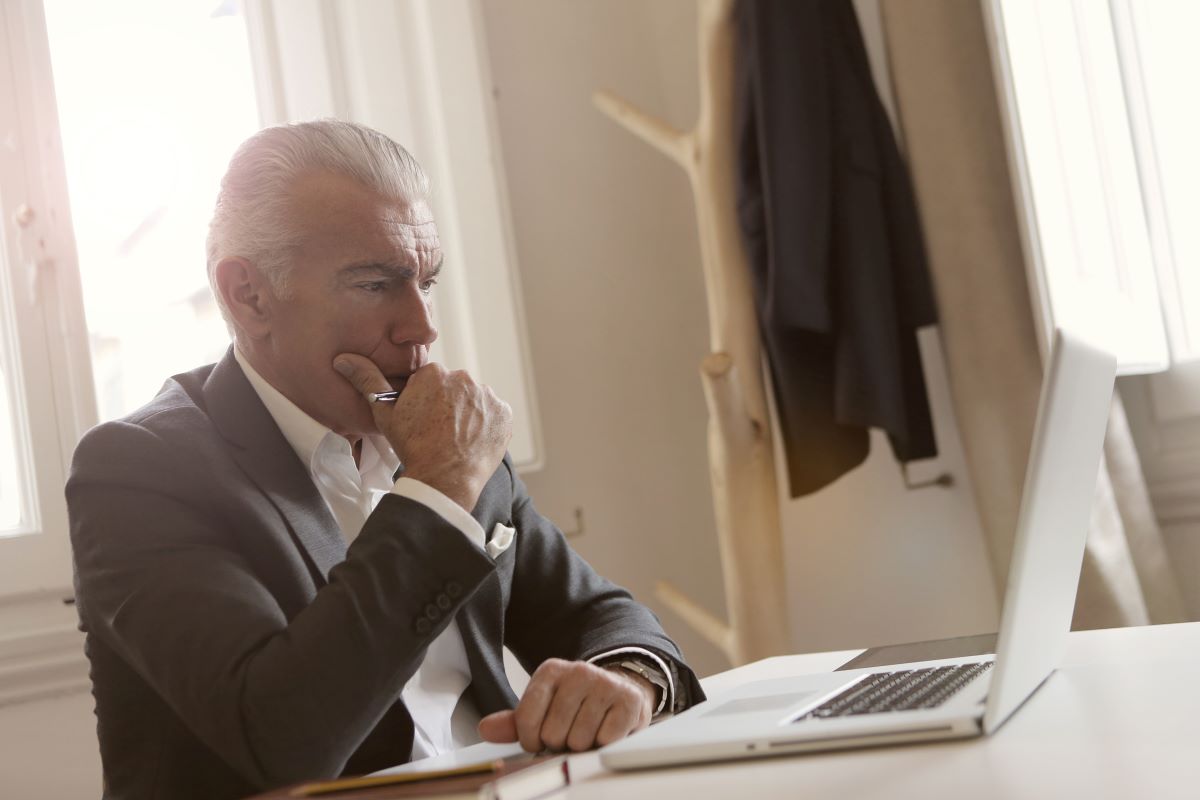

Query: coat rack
<box><xmin>593</xmin><ymin>0</ymin><xmax>790</xmax><ymax>665</ymax></box>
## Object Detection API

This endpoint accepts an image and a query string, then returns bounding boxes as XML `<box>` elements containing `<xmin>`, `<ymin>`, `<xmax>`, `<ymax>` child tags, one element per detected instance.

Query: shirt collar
<box><xmin>232</xmin><ymin>347</ymin><xmax>402</xmax><ymax>481</ymax></box>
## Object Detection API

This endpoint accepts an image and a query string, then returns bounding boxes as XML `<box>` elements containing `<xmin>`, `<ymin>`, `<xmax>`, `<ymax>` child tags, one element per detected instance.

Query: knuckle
<box><xmin>540</xmin><ymin>721</ymin><xmax>565</xmax><ymax>751</ymax></box>
<box><xmin>566</xmin><ymin>728</ymin><xmax>594</xmax><ymax>752</ymax></box>
<box><xmin>597</xmin><ymin>726</ymin><xmax>622</xmax><ymax>747</ymax></box>
<box><xmin>512</xmin><ymin>703</ymin><xmax>538</xmax><ymax>732</ymax></box>
<box><xmin>539</xmin><ymin>658</ymin><xmax>567</xmax><ymax>678</ymax></box>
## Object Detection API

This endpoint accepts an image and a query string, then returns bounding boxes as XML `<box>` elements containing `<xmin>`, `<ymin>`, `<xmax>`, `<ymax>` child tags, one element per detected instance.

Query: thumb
<box><xmin>332</xmin><ymin>353</ymin><xmax>390</xmax><ymax>399</ymax></box>
<box><xmin>477</xmin><ymin>710</ymin><xmax>518</xmax><ymax>744</ymax></box>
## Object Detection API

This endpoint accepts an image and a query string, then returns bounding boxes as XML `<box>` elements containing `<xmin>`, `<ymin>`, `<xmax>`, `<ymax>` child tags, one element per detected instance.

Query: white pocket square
<box><xmin>486</xmin><ymin>523</ymin><xmax>516</xmax><ymax>558</ymax></box>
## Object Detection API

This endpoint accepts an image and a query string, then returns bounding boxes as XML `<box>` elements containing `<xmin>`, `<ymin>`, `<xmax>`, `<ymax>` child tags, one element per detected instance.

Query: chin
<box><xmin>322</xmin><ymin>400</ymin><xmax>378</xmax><ymax>440</ymax></box>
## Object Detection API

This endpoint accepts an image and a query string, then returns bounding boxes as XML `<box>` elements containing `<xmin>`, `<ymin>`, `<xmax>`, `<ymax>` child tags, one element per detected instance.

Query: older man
<box><xmin>66</xmin><ymin>120</ymin><xmax>701</xmax><ymax>800</ymax></box>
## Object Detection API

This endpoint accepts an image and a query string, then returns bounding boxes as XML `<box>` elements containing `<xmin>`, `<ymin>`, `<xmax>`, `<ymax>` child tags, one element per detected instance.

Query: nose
<box><xmin>389</xmin><ymin>283</ymin><xmax>438</xmax><ymax>348</ymax></box>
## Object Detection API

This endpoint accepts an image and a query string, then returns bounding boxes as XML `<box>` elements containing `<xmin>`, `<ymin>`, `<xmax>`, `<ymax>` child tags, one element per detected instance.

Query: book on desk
<box><xmin>246</xmin><ymin>751</ymin><xmax>568</xmax><ymax>800</ymax></box>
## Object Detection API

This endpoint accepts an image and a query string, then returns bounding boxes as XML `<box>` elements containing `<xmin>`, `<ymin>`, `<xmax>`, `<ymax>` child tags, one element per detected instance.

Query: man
<box><xmin>67</xmin><ymin>120</ymin><xmax>702</xmax><ymax>800</ymax></box>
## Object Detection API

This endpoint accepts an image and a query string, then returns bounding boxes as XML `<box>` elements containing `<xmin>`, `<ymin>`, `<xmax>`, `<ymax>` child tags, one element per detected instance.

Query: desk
<box><xmin>563</xmin><ymin>622</ymin><xmax>1200</xmax><ymax>799</ymax></box>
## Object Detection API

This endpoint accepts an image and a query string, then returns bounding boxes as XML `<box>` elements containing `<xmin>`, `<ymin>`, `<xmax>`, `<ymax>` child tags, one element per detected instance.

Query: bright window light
<box><xmin>42</xmin><ymin>0</ymin><xmax>261</xmax><ymax>422</ymax></box>
<box><xmin>1128</xmin><ymin>0</ymin><xmax>1200</xmax><ymax>359</ymax></box>
<box><xmin>0</xmin><ymin>360</ymin><xmax>24</xmax><ymax>533</ymax></box>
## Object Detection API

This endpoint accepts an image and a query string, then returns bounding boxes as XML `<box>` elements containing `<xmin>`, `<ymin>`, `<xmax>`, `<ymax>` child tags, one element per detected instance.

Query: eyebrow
<box><xmin>339</xmin><ymin>256</ymin><xmax>443</xmax><ymax>281</ymax></box>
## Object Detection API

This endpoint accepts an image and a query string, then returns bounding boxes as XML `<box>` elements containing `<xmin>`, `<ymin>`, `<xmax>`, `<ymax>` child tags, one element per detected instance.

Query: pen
<box><xmin>367</xmin><ymin>391</ymin><xmax>401</xmax><ymax>403</ymax></box>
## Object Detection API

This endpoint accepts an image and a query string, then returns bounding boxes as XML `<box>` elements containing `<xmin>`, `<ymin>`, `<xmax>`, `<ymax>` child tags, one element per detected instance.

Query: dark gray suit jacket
<box><xmin>67</xmin><ymin>350</ymin><xmax>701</xmax><ymax>799</ymax></box>
<box><xmin>734</xmin><ymin>0</ymin><xmax>939</xmax><ymax>497</ymax></box>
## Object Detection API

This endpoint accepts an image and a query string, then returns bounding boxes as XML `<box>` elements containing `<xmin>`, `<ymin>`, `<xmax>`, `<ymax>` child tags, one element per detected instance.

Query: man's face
<box><xmin>254</xmin><ymin>170</ymin><xmax>441</xmax><ymax>437</ymax></box>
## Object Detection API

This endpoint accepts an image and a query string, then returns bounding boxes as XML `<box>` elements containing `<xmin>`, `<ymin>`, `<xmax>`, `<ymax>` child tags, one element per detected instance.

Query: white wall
<box><xmin>479</xmin><ymin>0</ymin><xmax>728</xmax><ymax>676</ymax></box>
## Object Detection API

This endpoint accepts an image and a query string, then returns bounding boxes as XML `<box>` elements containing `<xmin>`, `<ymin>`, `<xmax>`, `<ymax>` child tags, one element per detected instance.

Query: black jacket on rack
<box><xmin>734</xmin><ymin>0</ymin><xmax>939</xmax><ymax>497</ymax></box>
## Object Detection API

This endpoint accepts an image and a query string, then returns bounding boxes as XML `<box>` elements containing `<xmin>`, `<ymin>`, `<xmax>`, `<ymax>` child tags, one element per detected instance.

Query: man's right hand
<box><xmin>333</xmin><ymin>354</ymin><xmax>512</xmax><ymax>512</ymax></box>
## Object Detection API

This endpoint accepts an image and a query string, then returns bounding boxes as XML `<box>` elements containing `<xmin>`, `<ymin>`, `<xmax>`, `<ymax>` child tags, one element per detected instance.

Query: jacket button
<box><xmin>424</xmin><ymin>604</ymin><xmax>440</xmax><ymax>621</ymax></box>
<box><xmin>445</xmin><ymin>581</ymin><xmax>463</xmax><ymax>599</ymax></box>
<box><xmin>415</xmin><ymin>617</ymin><xmax>432</xmax><ymax>635</ymax></box>
<box><xmin>436</xmin><ymin>593</ymin><xmax>452</xmax><ymax>610</ymax></box>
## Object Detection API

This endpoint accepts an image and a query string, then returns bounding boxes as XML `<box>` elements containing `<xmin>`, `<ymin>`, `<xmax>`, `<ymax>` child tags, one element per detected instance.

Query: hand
<box><xmin>333</xmin><ymin>354</ymin><xmax>512</xmax><ymax>512</ymax></box>
<box><xmin>477</xmin><ymin>659</ymin><xmax>655</xmax><ymax>753</ymax></box>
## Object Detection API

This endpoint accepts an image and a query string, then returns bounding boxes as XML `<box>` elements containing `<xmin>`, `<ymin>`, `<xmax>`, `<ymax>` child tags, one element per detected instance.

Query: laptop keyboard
<box><xmin>798</xmin><ymin>662</ymin><xmax>993</xmax><ymax>720</ymax></box>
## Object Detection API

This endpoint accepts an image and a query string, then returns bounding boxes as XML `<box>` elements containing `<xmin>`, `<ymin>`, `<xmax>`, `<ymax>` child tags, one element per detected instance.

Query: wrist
<box><xmin>605</xmin><ymin>664</ymin><xmax>661</xmax><ymax>714</ymax></box>
<box><xmin>400</xmin><ymin>468</ymin><xmax>477</xmax><ymax>512</ymax></box>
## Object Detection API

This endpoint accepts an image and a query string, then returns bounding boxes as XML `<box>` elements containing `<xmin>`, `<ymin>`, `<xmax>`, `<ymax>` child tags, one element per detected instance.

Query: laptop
<box><xmin>602</xmin><ymin>327</ymin><xmax>1116</xmax><ymax>770</ymax></box>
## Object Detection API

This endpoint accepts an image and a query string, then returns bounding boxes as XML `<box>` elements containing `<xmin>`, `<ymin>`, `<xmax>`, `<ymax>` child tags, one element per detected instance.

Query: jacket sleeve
<box><xmin>500</xmin><ymin>462</ymin><xmax>705</xmax><ymax>714</ymax></box>
<box><xmin>67</xmin><ymin>419</ymin><xmax>496</xmax><ymax>789</ymax></box>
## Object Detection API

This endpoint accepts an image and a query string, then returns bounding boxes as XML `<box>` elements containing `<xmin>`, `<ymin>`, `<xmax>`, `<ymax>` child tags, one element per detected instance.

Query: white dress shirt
<box><xmin>234</xmin><ymin>349</ymin><xmax>675</xmax><ymax>761</ymax></box>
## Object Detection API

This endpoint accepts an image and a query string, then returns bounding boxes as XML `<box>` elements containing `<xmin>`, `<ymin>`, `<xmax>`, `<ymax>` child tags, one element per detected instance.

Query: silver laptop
<box><xmin>602</xmin><ymin>327</ymin><xmax>1116</xmax><ymax>770</ymax></box>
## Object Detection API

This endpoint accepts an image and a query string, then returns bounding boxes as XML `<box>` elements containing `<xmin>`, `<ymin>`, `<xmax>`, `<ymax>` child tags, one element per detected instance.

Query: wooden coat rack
<box><xmin>593</xmin><ymin>0</ymin><xmax>790</xmax><ymax>665</ymax></box>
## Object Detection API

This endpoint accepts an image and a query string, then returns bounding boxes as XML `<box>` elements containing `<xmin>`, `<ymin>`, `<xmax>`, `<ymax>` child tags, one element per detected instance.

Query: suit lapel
<box><xmin>203</xmin><ymin>348</ymin><xmax>346</xmax><ymax>581</ymax></box>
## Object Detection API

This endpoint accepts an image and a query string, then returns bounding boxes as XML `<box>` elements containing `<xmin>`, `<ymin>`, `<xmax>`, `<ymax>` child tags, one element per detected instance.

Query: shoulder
<box><xmin>69</xmin><ymin>363</ymin><xmax>221</xmax><ymax>483</ymax></box>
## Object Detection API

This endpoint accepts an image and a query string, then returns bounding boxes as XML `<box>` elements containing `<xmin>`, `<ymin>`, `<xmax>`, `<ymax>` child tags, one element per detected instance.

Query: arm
<box><xmin>502</xmin><ymin>463</ymin><xmax>703</xmax><ymax>711</ymax></box>
<box><xmin>68</xmin><ymin>420</ymin><xmax>496</xmax><ymax>789</ymax></box>
<box><xmin>476</xmin><ymin>462</ymin><xmax>704</xmax><ymax>751</ymax></box>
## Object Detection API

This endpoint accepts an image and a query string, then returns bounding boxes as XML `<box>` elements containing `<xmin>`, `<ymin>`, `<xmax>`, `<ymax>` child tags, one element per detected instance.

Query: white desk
<box><xmin>563</xmin><ymin>623</ymin><xmax>1200</xmax><ymax>799</ymax></box>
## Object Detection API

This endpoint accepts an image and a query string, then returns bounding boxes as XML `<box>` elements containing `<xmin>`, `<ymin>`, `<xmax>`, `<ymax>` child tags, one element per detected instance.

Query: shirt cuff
<box><xmin>588</xmin><ymin>646</ymin><xmax>675</xmax><ymax>717</ymax></box>
<box><xmin>392</xmin><ymin>477</ymin><xmax>487</xmax><ymax>553</ymax></box>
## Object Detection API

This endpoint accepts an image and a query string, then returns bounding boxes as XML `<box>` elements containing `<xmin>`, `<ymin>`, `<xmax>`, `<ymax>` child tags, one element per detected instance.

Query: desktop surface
<box><xmin>565</xmin><ymin>622</ymin><xmax>1199</xmax><ymax>799</ymax></box>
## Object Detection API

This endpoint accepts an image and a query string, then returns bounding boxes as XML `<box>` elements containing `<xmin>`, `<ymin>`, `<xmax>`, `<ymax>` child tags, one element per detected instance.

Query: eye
<box><xmin>419</xmin><ymin>278</ymin><xmax>438</xmax><ymax>295</ymax></box>
<box><xmin>357</xmin><ymin>281</ymin><xmax>388</xmax><ymax>294</ymax></box>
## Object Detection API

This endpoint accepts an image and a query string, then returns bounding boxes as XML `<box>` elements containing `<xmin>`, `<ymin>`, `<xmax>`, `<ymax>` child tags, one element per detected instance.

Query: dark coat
<box><xmin>67</xmin><ymin>349</ymin><xmax>700</xmax><ymax>799</ymax></box>
<box><xmin>734</xmin><ymin>0</ymin><xmax>939</xmax><ymax>496</ymax></box>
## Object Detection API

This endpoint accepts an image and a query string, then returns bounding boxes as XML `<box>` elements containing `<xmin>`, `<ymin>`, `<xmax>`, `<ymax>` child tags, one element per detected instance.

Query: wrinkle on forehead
<box><xmin>287</xmin><ymin>170</ymin><xmax>442</xmax><ymax>266</ymax></box>
<box><xmin>289</xmin><ymin>170</ymin><xmax>434</xmax><ymax>229</ymax></box>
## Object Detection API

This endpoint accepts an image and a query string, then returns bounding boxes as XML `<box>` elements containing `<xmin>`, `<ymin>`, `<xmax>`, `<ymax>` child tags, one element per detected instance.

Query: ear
<box><xmin>214</xmin><ymin>257</ymin><xmax>274</xmax><ymax>340</ymax></box>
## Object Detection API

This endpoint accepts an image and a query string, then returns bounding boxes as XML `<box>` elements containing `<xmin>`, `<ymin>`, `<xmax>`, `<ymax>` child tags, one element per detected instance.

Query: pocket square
<box><xmin>486</xmin><ymin>523</ymin><xmax>516</xmax><ymax>558</ymax></box>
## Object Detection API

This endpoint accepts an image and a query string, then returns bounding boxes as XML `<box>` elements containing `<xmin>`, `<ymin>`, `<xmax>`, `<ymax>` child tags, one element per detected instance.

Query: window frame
<box><xmin>0</xmin><ymin>0</ymin><xmax>96</xmax><ymax>595</ymax></box>
<box><xmin>0</xmin><ymin>0</ymin><xmax>97</xmax><ymax>704</ymax></box>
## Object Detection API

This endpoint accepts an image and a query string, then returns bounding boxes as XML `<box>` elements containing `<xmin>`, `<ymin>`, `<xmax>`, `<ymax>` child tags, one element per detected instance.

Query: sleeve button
<box><xmin>445</xmin><ymin>581</ymin><xmax>463</xmax><ymax>599</ymax></box>
<box><xmin>424</xmin><ymin>604</ymin><xmax>440</xmax><ymax>621</ymax></box>
<box><xmin>415</xmin><ymin>618</ymin><xmax>432</xmax><ymax>635</ymax></box>
<box><xmin>436</xmin><ymin>593</ymin><xmax>452</xmax><ymax>610</ymax></box>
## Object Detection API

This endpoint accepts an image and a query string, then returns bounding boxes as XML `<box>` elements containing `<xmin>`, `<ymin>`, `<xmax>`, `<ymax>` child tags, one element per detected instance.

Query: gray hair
<box><xmin>205</xmin><ymin>119</ymin><xmax>429</xmax><ymax>328</ymax></box>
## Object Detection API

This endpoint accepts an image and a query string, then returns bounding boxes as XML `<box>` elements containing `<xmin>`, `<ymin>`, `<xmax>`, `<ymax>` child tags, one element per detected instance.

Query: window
<box><xmin>986</xmin><ymin>0</ymin><xmax>1200</xmax><ymax>531</ymax></box>
<box><xmin>1</xmin><ymin>305</ymin><xmax>31</xmax><ymax>535</ymax></box>
<box><xmin>985</xmin><ymin>0</ymin><xmax>1168</xmax><ymax>375</ymax></box>
<box><xmin>42</xmin><ymin>0</ymin><xmax>260</xmax><ymax>423</ymax></box>
<box><xmin>0</xmin><ymin>0</ymin><xmax>82</xmax><ymax>596</ymax></box>
<box><xmin>1110</xmin><ymin>0</ymin><xmax>1200</xmax><ymax>423</ymax></box>
<box><xmin>0</xmin><ymin>0</ymin><xmax>538</xmax><ymax>620</ymax></box>
<box><xmin>1120</xmin><ymin>0</ymin><xmax>1200</xmax><ymax>364</ymax></box>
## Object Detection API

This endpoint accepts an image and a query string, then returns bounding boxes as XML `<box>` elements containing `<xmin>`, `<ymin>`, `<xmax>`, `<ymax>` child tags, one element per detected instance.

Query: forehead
<box><xmin>287</xmin><ymin>170</ymin><xmax>440</xmax><ymax>265</ymax></box>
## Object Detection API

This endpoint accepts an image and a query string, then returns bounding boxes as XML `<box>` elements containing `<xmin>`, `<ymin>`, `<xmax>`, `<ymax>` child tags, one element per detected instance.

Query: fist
<box><xmin>333</xmin><ymin>354</ymin><xmax>512</xmax><ymax>511</ymax></box>
<box><xmin>477</xmin><ymin>659</ymin><xmax>656</xmax><ymax>753</ymax></box>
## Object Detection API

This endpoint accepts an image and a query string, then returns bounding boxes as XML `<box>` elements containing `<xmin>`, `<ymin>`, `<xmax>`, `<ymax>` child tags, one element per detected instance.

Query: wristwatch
<box><xmin>605</xmin><ymin>657</ymin><xmax>670</xmax><ymax>715</ymax></box>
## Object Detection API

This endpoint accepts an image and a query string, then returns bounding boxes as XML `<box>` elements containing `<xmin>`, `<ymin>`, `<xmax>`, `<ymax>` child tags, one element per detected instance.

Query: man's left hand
<box><xmin>477</xmin><ymin>658</ymin><xmax>655</xmax><ymax>752</ymax></box>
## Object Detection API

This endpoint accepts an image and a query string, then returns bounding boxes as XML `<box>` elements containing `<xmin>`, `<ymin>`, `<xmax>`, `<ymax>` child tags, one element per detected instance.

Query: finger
<box><xmin>477</xmin><ymin>710</ymin><xmax>518</xmax><ymax>743</ymax></box>
<box><xmin>332</xmin><ymin>353</ymin><xmax>392</xmax><ymax>398</ymax></box>
<box><xmin>513</xmin><ymin>661</ymin><xmax>565</xmax><ymax>753</ymax></box>
<box><xmin>595</xmin><ymin>701</ymin><xmax>639</xmax><ymax>747</ymax></box>
<box><xmin>564</xmin><ymin>688</ymin><xmax>615</xmax><ymax>752</ymax></box>
<box><xmin>537</xmin><ymin>666</ymin><xmax>592</xmax><ymax>751</ymax></box>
